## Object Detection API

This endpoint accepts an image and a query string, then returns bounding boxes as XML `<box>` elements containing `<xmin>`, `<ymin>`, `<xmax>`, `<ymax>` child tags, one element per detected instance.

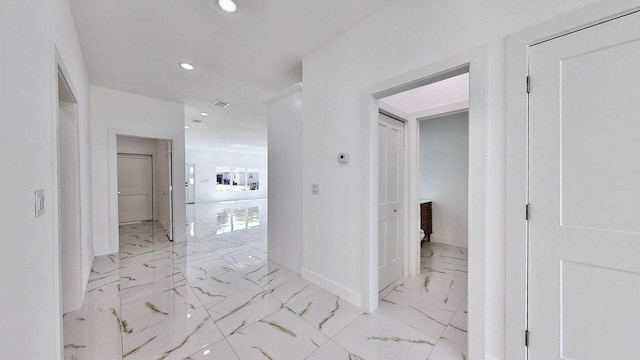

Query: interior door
<box><xmin>167</xmin><ymin>142</ymin><xmax>173</xmax><ymax>240</ymax></box>
<box><xmin>378</xmin><ymin>112</ymin><xmax>404</xmax><ymax>290</ymax></box>
<box><xmin>529</xmin><ymin>11</ymin><xmax>640</xmax><ymax>359</ymax></box>
<box><xmin>117</xmin><ymin>154</ymin><xmax>153</xmax><ymax>223</ymax></box>
<box><xmin>186</xmin><ymin>163</ymin><xmax>195</xmax><ymax>204</ymax></box>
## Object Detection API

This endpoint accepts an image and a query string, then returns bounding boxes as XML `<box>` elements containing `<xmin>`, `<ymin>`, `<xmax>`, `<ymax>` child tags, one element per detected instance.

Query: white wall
<box><xmin>266</xmin><ymin>85</ymin><xmax>304</xmax><ymax>273</ymax></box>
<box><xmin>91</xmin><ymin>86</ymin><xmax>186</xmax><ymax>255</ymax></box>
<box><xmin>116</xmin><ymin>136</ymin><xmax>172</xmax><ymax>230</ymax></box>
<box><xmin>420</xmin><ymin>112</ymin><xmax>469</xmax><ymax>248</ymax></box>
<box><xmin>0</xmin><ymin>0</ymin><xmax>92</xmax><ymax>357</ymax></box>
<box><xmin>185</xmin><ymin>149</ymin><xmax>267</xmax><ymax>202</ymax></box>
<box><xmin>301</xmin><ymin>0</ymin><xmax>599</xmax><ymax>359</ymax></box>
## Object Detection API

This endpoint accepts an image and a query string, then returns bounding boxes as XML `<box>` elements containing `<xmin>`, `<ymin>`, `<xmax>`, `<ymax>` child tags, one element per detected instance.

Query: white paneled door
<box><xmin>378</xmin><ymin>113</ymin><xmax>404</xmax><ymax>291</ymax></box>
<box><xmin>118</xmin><ymin>154</ymin><xmax>153</xmax><ymax>223</ymax></box>
<box><xmin>528</xmin><ymin>11</ymin><xmax>640</xmax><ymax>359</ymax></box>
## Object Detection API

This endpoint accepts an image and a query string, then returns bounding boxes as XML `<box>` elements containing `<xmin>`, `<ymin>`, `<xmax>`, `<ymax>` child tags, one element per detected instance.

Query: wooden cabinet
<box><xmin>420</xmin><ymin>201</ymin><xmax>432</xmax><ymax>242</ymax></box>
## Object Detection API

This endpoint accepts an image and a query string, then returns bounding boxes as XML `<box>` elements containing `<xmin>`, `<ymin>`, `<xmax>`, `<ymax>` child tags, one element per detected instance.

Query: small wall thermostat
<box><xmin>338</xmin><ymin>153</ymin><xmax>349</xmax><ymax>164</ymax></box>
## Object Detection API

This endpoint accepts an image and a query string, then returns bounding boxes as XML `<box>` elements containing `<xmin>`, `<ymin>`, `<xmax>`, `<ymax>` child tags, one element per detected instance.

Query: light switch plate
<box><xmin>35</xmin><ymin>189</ymin><xmax>45</xmax><ymax>218</ymax></box>
<box><xmin>312</xmin><ymin>184</ymin><xmax>319</xmax><ymax>195</ymax></box>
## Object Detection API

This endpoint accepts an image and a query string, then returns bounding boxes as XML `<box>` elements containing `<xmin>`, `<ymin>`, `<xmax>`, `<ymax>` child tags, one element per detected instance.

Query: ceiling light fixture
<box><xmin>180</xmin><ymin>62</ymin><xmax>194</xmax><ymax>70</ymax></box>
<box><xmin>219</xmin><ymin>0</ymin><xmax>237</xmax><ymax>12</ymax></box>
<box><xmin>184</xmin><ymin>125</ymin><xmax>190</xmax><ymax>129</ymax></box>
<box><xmin>200</xmin><ymin>112</ymin><xmax>209</xmax><ymax>116</ymax></box>
<box><xmin>212</xmin><ymin>100</ymin><xmax>230</xmax><ymax>108</ymax></box>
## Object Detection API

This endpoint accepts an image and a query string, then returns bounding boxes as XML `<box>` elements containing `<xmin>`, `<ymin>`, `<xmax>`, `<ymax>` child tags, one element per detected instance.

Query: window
<box><xmin>216</xmin><ymin>166</ymin><xmax>260</xmax><ymax>192</ymax></box>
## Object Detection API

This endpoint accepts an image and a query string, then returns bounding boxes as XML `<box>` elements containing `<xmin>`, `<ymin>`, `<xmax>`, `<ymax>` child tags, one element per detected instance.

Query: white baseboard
<box><xmin>155</xmin><ymin>216</ymin><xmax>169</xmax><ymax>232</ymax></box>
<box><xmin>301</xmin><ymin>267</ymin><xmax>362</xmax><ymax>307</ymax></box>
<box><xmin>81</xmin><ymin>255</ymin><xmax>94</xmax><ymax>300</ymax></box>
<box><xmin>430</xmin><ymin>233</ymin><xmax>467</xmax><ymax>248</ymax></box>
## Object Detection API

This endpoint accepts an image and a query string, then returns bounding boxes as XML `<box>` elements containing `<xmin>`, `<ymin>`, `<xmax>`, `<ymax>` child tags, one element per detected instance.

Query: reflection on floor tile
<box><xmin>64</xmin><ymin>200</ymin><xmax>467</xmax><ymax>359</ymax></box>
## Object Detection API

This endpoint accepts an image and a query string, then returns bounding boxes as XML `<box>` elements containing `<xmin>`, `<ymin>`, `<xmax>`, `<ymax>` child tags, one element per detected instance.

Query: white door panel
<box><xmin>529</xmin><ymin>11</ymin><xmax>640</xmax><ymax>359</ymax></box>
<box><xmin>118</xmin><ymin>154</ymin><xmax>153</xmax><ymax>223</ymax></box>
<box><xmin>378</xmin><ymin>113</ymin><xmax>404</xmax><ymax>290</ymax></box>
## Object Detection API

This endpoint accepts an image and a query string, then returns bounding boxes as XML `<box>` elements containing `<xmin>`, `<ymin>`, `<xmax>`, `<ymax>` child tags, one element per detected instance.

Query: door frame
<box><xmin>363</xmin><ymin>46</ymin><xmax>488</xmax><ymax>359</ymax></box>
<box><xmin>107</xmin><ymin>129</ymin><xmax>179</xmax><ymax>251</ymax></box>
<box><xmin>505</xmin><ymin>2</ymin><xmax>640</xmax><ymax>359</ymax></box>
<box><xmin>56</xmin><ymin>64</ymin><xmax>83</xmax><ymax>313</ymax></box>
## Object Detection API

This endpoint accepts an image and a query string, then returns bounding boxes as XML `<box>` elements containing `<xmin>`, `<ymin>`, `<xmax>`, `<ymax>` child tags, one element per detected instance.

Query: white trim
<box><xmin>264</xmin><ymin>82</ymin><xmax>303</xmax><ymax>105</ymax></box>
<box><xmin>362</xmin><ymin>46</ymin><xmax>487</xmax><ymax>360</ymax></box>
<box><xmin>414</xmin><ymin>100</ymin><xmax>469</xmax><ymax>120</ymax></box>
<box><xmin>505</xmin><ymin>2</ymin><xmax>640</xmax><ymax>359</ymax></box>
<box><xmin>302</xmin><ymin>267</ymin><xmax>362</xmax><ymax>306</ymax></box>
<box><xmin>107</xmin><ymin>128</ymin><xmax>184</xmax><ymax>254</ymax></box>
<box><xmin>430</xmin><ymin>234</ymin><xmax>467</xmax><ymax>249</ymax></box>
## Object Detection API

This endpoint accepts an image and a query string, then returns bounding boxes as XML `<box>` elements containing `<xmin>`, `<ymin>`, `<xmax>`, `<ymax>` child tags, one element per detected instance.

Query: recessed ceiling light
<box><xmin>180</xmin><ymin>62</ymin><xmax>194</xmax><ymax>70</ymax></box>
<box><xmin>184</xmin><ymin>125</ymin><xmax>190</xmax><ymax>129</ymax></box>
<box><xmin>219</xmin><ymin>0</ymin><xmax>237</xmax><ymax>12</ymax></box>
<box><xmin>200</xmin><ymin>112</ymin><xmax>209</xmax><ymax>116</ymax></box>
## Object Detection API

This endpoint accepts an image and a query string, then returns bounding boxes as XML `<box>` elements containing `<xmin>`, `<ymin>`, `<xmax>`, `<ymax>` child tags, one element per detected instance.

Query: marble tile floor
<box><xmin>64</xmin><ymin>201</ymin><xmax>467</xmax><ymax>359</ymax></box>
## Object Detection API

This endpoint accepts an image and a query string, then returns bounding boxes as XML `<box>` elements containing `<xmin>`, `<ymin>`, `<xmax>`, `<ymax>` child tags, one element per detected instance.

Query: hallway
<box><xmin>63</xmin><ymin>200</ymin><xmax>467</xmax><ymax>359</ymax></box>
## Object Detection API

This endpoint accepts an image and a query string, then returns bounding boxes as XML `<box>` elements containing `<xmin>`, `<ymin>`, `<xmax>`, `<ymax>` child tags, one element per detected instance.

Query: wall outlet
<box><xmin>312</xmin><ymin>184</ymin><xmax>319</xmax><ymax>195</ymax></box>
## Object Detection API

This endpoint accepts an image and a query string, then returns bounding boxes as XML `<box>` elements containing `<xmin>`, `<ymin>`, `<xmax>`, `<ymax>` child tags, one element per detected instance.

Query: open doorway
<box><xmin>57</xmin><ymin>68</ymin><xmax>83</xmax><ymax>313</ymax></box>
<box><xmin>373</xmin><ymin>69</ymin><xmax>470</xmax><ymax>358</ymax></box>
<box><xmin>116</xmin><ymin>135</ymin><xmax>174</xmax><ymax>240</ymax></box>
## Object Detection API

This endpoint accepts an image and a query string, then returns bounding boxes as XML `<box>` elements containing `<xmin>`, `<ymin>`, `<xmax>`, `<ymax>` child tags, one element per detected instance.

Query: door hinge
<box><xmin>526</xmin><ymin>75</ymin><xmax>531</xmax><ymax>93</ymax></box>
<box><xmin>525</xmin><ymin>329</ymin><xmax>530</xmax><ymax>347</ymax></box>
<box><xmin>525</xmin><ymin>204</ymin><xmax>530</xmax><ymax>221</ymax></box>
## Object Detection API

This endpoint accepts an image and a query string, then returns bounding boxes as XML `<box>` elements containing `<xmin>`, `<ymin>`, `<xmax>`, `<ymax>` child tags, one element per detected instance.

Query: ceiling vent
<box><xmin>191</xmin><ymin>119</ymin><xmax>203</xmax><ymax>123</ymax></box>
<box><xmin>212</xmin><ymin>100</ymin><xmax>230</xmax><ymax>108</ymax></box>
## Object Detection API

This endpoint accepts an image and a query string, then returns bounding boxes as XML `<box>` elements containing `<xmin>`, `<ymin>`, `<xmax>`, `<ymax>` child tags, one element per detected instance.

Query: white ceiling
<box><xmin>380</xmin><ymin>73</ymin><xmax>469</xmax><ymax>115</ymax></box>
<box><xmin>69</xmin><ymin>0</ymin><xmax>390</xmax><ymax>153</ymax></box>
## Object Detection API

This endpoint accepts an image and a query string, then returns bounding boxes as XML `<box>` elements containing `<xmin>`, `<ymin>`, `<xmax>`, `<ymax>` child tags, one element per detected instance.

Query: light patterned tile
<box><xmin>428</xmin><ymin>325</ymin><xmax>467</xmax><ymax>360</ymax></box>
<box><xmin>122</xmin><ymin>307</ymin><xmax>224</xmax><ymax>360</ymax></box>
<box><xmin>288</xmin><ymin>289</ymin><xmax>363</xmax><ymax>337</ymax></box>
<box><xmin>305</xmin><ymin>340</ymin><xmax>355</xmax><ymax>360</ymax></box>
<box><xmin>241</xmin><ymin>260</ymin><xmax>292</xmax><ymax>287</ymax></box>
<box><xmin>207</xmin><ymin>286</ymin><xmax>283</xmax><ymax>336</ymax></box>
<box><xmin>333</xmin><ymin>312</ymin><xmax>435</xmax><ymax>360</ymax></box>
<box><xmin>185</xmin><ymin>339</ymin><xmax>239</xmax><ymax>359</ymax></box>
<box><xmin>227</xmin><ymin>308</ymin><xmax>329</xmax><ymax>360</ymax></box>
<box><xmin>265</xmin><ymin>272</ymin><xmax>321</xmax><ymax>305</ymax></box>
<box><xmin>378</xmin><ymin>287</ymin><xmax>454</xmax><ymax>342</ymax></box>
<box><xmin>190</xmin><ymin>270</ymin><xmax>259</xmax><ymax>307</ymax></box>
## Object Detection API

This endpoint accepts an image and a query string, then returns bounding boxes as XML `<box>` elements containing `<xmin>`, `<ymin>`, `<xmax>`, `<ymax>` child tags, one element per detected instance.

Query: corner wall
<box><xmin>91</xmin><ymin>86</ymin><xmax>186</xmax><ymax>255</ymax></box>
<box><xmin>419</xmin><ymin>112</ymin><xmax>469</xmax><ymax>248</ymax></box>
<box><xmin>267</xmin><ymin>85</ymin><xmax>303</xmax><ymax>273</ymax></box>
<box><xmin>0</xmin><ymin>0</ymin><xmax>92</xmax><ymax>357</ymax></box>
